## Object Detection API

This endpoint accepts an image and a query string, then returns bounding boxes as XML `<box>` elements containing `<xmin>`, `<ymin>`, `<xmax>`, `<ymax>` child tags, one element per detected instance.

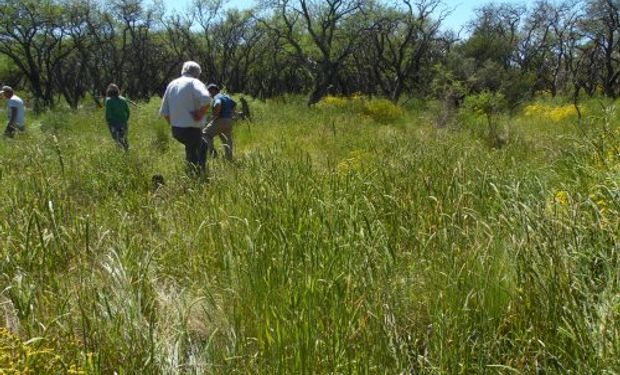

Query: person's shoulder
<box><xmin>168</xmin><ymin>76</ymin><xmax>186</xmax><ymax>86</ymax></box>
<box><xmin>192</xmin><ymin>78</ymin><xmax>207</xmax><ymax>88</ymax></box>
<box><xmin>9</xmin><ymin>95</ymin><xmax>23</xmax><ymax>104</ymax></box>
<box><xmin>181</xmin><ymin>75</ymin><xmax>198</xmax><ymax>83</ymax></box>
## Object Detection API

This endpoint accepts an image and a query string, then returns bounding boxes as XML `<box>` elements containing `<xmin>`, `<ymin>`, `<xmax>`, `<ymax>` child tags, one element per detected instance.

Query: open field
<box><xmin>0</xmin><ymin>96</ymin><xmax>619</xmax><ymax>373</ymax></box>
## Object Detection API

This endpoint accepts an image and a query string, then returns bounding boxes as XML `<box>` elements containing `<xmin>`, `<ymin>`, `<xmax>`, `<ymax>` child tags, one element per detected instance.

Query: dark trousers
<box><xmin>172</xmin><ymin>126</ymin><xmax>206</xmax><ymax>174</ymax></box>
<box><xmin>4</xmin><ymin>123</ymin><xmax>15</xmax><ymax>138</ymax></box>
<box><xmin>4</xmin><ymin>121</ymin><xmax>23</xmax><ymax>138</ymax></box>
<box><xmin>108</xmin><ymin>122</ymin><xmax>129</xmax><ymax>150</ymax></box>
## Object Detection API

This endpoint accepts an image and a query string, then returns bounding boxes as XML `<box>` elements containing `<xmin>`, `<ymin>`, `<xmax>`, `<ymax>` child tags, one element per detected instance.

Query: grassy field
<box><xmin>0</xmin><ymin>95</ymin><xmax>618</xmax><ymax>373</ymax></box>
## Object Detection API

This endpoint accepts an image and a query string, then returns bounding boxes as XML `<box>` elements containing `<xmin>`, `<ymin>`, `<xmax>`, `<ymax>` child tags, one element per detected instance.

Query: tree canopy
<box><xmin>0</xmin><ymin>0</ymin><xmax>615</xmax><ymax>109</ymax></box>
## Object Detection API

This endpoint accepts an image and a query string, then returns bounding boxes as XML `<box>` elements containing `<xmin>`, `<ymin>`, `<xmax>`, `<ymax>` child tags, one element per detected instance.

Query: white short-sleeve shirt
<box><xmin>7</xmin><ymin>95</ymin><xmax>25</xmax><ymax>127</ymax></box>
<box><xmin>159</xmin><ymin>75</ymin><xmax>211</xmax><ymax>128</ymax></box>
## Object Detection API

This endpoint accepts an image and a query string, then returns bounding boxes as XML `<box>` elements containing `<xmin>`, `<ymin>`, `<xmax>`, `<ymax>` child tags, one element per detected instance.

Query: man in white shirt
<box><xmin>1</xmin><ymin>86</ymin><xmax>25</xmax><ymax>138</ymax></box>
<box><xmin>159</xmin><ymin>61</ymin><xmax>211</xmax><ymax>174</ymax></box>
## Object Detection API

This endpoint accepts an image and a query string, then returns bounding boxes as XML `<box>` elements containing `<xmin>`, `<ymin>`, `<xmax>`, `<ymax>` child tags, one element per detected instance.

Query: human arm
<box><xmin>211</xmin><ymin>101</ymin><xmax>222</xmax><ymax>121</ymax></box>
<box><xmin>191</xmin><ymin>105</ymin><xmax>209</xmax><ymax>122</ymax></box>
<box><xmin>124</xmin><ymin>99</ymin><xmax>130</xmax><ymax>121</ymax></box>
<box><xmin>159</xmin><ymin>87</ymin><xmax>170</xmax><ymax>123</ymax></box>
<box><xmin>104</xmin><ymin>98</ymin><xmax>112</xmax><ymax>123</ymax></box>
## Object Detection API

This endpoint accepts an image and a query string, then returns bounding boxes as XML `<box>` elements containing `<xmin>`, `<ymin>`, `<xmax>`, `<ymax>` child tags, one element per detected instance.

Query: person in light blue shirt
<box><xmin>203</xmin><ymin>84</ymin><xmax>236</xmax><ymax>160</ymax></box>
<box><xmin>159</xmin><ymin>61</ymin><xmax>211</xmax><ymax>174</ymax></box>
<box><xmin>1</xmin><ymin>86</ymin><xmax>25</xmax><ymax>138</ymax></box>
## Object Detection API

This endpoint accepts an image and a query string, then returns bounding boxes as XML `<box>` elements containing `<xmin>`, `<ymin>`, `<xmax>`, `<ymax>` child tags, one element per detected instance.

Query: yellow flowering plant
<box><xmin>318</xmin><ymin>95</ymin><xmax>404</xmax><ymax>124</ymax></box>
<box><xmin>0</xmin><ymin>328</ymin><xmax>85</xmax><ymax>374</ymax></box>
<box><xmin>523</xmin><ymin>103</ymin><xmax>578</xmax><ymax>122</ymax></box>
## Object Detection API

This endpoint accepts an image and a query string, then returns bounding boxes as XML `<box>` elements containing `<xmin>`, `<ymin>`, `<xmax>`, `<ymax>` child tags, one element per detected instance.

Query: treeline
<box><xmin>0</xmin><ymin>0</ymin><xmax>618</xmax><ymax>110</ymax></box>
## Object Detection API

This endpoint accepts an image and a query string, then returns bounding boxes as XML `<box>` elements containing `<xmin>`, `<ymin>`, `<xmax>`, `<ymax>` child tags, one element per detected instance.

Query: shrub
<box><xmin>523</xmin><ymin>102</ymin><xmax>578</xmax><ymax>122</ymax></box>
<box><xmin>363</xmin><ymin>98</ymin><xmax>404</xmax><ymax>124</ymax></box>
<box><xmin>318</xmin><ymin>95</ymin><xmax>348</xmax><ymax>109</ymax></box>
<box><xmin>318</xmin><ymin>95</ymin><xmax>404</xmax><ymax>124</ymax></box>
<box><xmin>464</xmin><ymin>90</ymin><xmax>507</xmax><ymax>146</ymax></box>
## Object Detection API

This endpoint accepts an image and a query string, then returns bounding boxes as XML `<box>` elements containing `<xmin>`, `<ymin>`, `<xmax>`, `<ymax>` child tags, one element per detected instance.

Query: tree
<box><xmin>462</xmin><ymin>3</ymin><xmax>523</xmax><ymax>70</ymax></box>
<box><xmin>260</xmin><ymin>0</ymin><xmax>368</xmax><ymax>105</ymax></box>
<box><xmin>363</xmin><ymin>0</ymin><xmax>446</xmax><ymax>102</ymax></box>
<box><xmin>209</xmin><ymin>9</ymin><xmax>266</xmax><ymax>93</ymax></box>
<box><xmin>581</xmin><ymin>0</ymin><xmax>620</xmax><ymax>98</ymax></box>
<box><xmin>0</xmin><ymin>0</ymin><xmax>80</xmax><ymax>109</ymax></box>
<box><xmin>459</xmin><ymin>3</ymin><xmax>530</xmax><ymax>106</ymax></box>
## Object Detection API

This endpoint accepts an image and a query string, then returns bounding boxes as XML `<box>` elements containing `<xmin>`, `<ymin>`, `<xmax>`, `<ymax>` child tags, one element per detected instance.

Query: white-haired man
<box><xmin>1</xmin><ymin>86</ymin><xmax>25</xmax><ymax>138</ymax></box>
<box><xmin>159</xmin><ymin>61</ymin><xmax>211</xmax><ymax>174</ymax></box>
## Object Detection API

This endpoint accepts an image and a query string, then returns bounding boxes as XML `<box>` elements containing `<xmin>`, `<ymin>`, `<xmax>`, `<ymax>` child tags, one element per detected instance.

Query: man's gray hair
<box><xmin>181</xmin><ymin>61</ymin><xmax>201</xmax><ymax>77</ymax></box>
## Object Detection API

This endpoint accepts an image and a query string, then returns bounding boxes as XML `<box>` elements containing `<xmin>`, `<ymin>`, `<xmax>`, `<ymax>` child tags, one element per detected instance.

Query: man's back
<box><xmin>7</xmin><ymin>95</ymin><xmax>25</xmax><ymax>128</ymax></box>
<box><xmin>160</xmin><ymin>75</ymin><xmax>210</xmax><ymax>128</ymax></box>
<box><xmin>105</xmin><ymin>96</ymin><xmax>130</xmax><ymax>124</ymax></box>
<box><xmin>213</xmin><ymin>93</ymin><xmax>236</xmax><ymax>119</ymax></box>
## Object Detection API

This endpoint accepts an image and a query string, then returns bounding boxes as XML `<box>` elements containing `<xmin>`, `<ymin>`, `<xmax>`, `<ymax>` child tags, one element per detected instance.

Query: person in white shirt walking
<box><xmin>1</xmin><ymin>86</ymin><xmax>25</xmax><ymax>138</ymax></box>
<box><xmin>159</xmin><ymin>61</ymin><xmax>211</xmax><ymax>175</ymax></box>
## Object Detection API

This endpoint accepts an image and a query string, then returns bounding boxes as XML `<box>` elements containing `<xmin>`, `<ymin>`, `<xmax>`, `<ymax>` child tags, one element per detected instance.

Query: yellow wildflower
<box><xmin>523</xmin><ymin>103</ymin><xmax>578</xmax><ymax>122</ymax></box>
<box><xmin>336</xmin><ymin>150</ymin><xmax>367</xmax><ymax>174</ymax></box>
<box><xmin>553</xmin><ymin>190</ymin><xmax>570</xmax><ymax>206</ymax></box>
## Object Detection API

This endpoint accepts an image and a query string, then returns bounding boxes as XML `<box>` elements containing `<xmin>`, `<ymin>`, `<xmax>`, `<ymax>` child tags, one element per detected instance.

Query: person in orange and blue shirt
<box><xmin>203</xmin><ymin>83</ymin><xmax>236</xmax><ymax>161</ymax></box>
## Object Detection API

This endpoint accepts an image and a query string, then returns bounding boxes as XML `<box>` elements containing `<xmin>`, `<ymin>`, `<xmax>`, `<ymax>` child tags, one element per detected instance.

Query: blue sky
<box><xmin>161</xmin><ymin>0</ymin><xmax>534</xmax><ymax>33</ymax></box>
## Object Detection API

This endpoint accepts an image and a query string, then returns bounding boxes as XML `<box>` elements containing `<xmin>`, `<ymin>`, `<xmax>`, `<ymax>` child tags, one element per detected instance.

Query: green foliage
<box><xmin>464</xmin><ymin>90</ymin><xmax>508</xmax><ymax>146</ymax></box>
<box><xmin>0</xmin><ymin>96</ymin><xmax>618</xmax><ymax>373</ymax></box>
<box><xmin>431</xmin><ymin>63</ymin><xmax>467</xmax><ymax>100</ymax></box>
<box><xmin>0</xmin><ymin>55</ymin><xmax>20</xmax><ymax>87</ymax></box>
<box><xmin>461</xmin><ymin>29</ymin><xmax>513</xmax><ymax>68</ymax></box>
<box><xmin>464</xmin><ymin>90</ymin><xmax>506</xmax><ymax>117</ymax></box>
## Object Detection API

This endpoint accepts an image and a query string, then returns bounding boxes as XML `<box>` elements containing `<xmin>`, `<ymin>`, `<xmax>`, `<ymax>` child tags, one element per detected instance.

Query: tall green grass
<box><xmin>0</xmin><ymin>95</ymin><xmax>618</xmax><ymax>373</ymax></box>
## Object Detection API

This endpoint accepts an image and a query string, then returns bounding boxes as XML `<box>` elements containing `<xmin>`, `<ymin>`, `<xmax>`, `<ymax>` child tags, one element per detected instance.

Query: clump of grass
<box><xmin>152</xmin><ymin>122</ymin><xmax>170</xmax><ymax>153</ymax></box>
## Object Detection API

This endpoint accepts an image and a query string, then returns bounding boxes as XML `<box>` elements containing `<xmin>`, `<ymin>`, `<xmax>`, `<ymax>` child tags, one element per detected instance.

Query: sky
<box><xmin>161</xmin><ymin>0</ymin><xmax>535</xmax><ymax>33</ymax></box>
